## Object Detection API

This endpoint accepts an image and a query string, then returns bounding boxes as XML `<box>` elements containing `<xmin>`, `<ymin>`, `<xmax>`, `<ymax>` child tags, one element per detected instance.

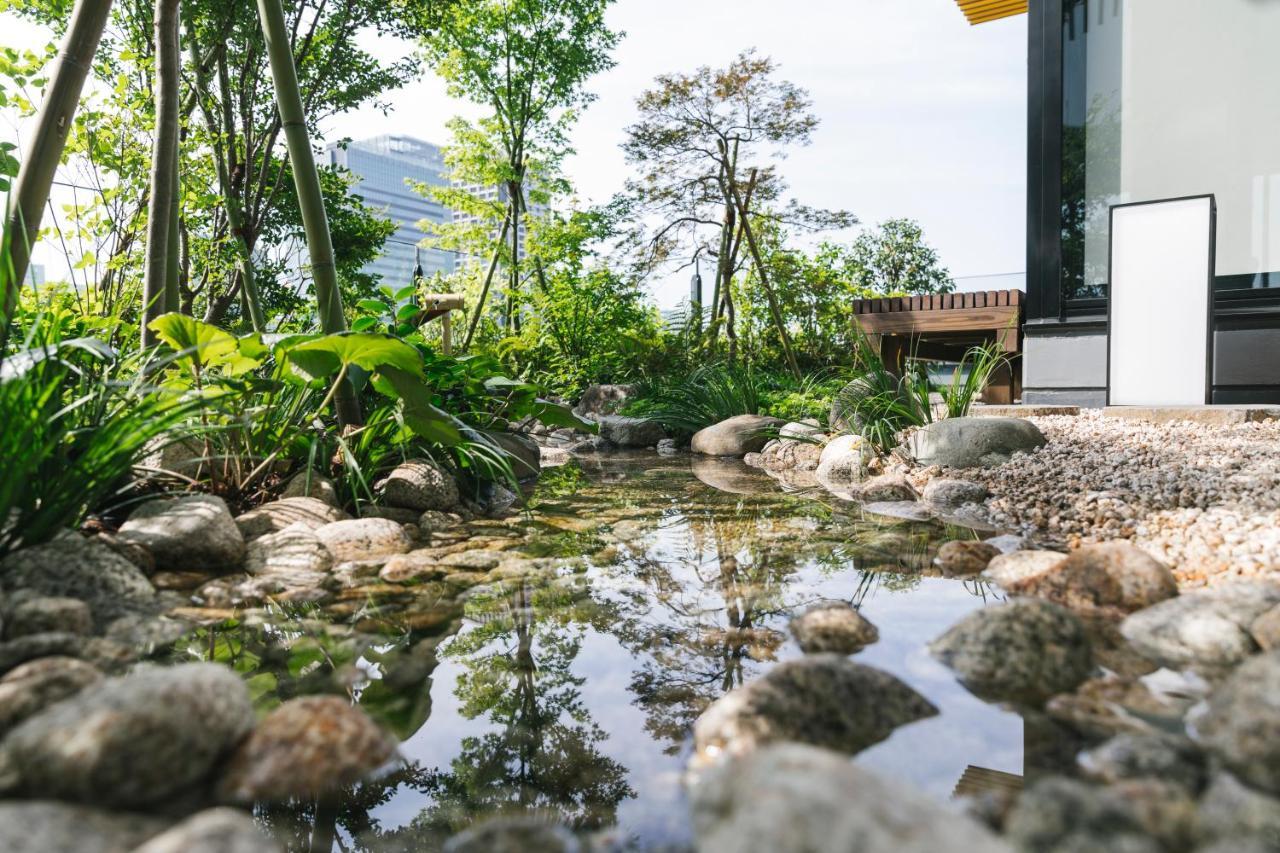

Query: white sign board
<box><xmin>1108</xmin><ymin>196</ymin><xmax>1215</xmax><ymax>406</ymax></box>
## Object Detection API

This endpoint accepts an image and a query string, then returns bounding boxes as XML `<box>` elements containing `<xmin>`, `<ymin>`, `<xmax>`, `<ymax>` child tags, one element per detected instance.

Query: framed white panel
<box><xmin>1107</xmin><ymin>196</ymin><xmax>1215</xmax><ymax>406</ymax></box>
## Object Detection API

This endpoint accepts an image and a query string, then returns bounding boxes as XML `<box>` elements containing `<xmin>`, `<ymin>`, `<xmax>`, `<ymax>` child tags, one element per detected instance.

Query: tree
<box><xmin>619</xmin><ymin>49</ymin><xmax>854</xmax><ymax>360</ymax></box>
<box><xmin>418</xmin><ymin>0</ymin><xmax>621</xmax><ymax>344</ymax></box>
<box><xmin>142</xmin><ymin>0</ymin><xmax>181</xmax><ymax>346</ymax></box>
<box><xmin>845</xmin><ymin>219</ymin><xmax>954</xmax><ymax>296</ymax></box>
<box><xmin>1</xmin><ymin>0</ymin><xmax>113</xmax><ymax>342</ymax></box>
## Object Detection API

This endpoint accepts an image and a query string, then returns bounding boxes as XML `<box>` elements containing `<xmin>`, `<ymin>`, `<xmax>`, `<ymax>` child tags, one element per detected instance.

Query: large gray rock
<box><xmin>1004</xmin><ymin>777</ymin><xmax>1163</xmax><ymax>853</ymax></box>
<box><xmin>692</xmin><ymin>654</ymin><xmax>936</xmax><ymax>765</ymax></box>
<box><xmin>483</xmin><ymin>430</ymin><xmax>541</xmax><ymax>479</ymax></box>
<box><xmin>0</xmin><ymin>800</ymin><xmax>166</xmax><ymax>853</ymax></box>
<box><xmin>4</xmin><ymin>596</ymin><xmax>93</xmax><ymax>638</ymax></box>
<box><xmin>1194</xmin><ymin>649</ymin><xmax>1280</xmax><ymax>795</ymax></box>
<box><xmin>691</xmin><ymin>414</ymin><xmax>784</xmax><ymax>457</ymax></box>
<box><xmin>597</xmin><ymin>415</ymin><xmax>666</xmax><ymax>448</ymax></box>
<box><xmin>1196</xmin><ymin>772</ymin><xmax>1280</xmax><ymax>849</ymax></box>
<box><xmin>314</xmin><ymin>517</ymin><xmax>413</xmax><ymax>563</ymax></box>
<box><xmin>689</xmin><ymin>742</ymin><xmax>1011</xmax><ymax>853</ymax></box>
<box><xmin>982</xmin><ymin>550</ymin><xmax>1065</xmax><ymax>588</ymax></box>
<box><xmin>907</xmin><ymin>416</ymin><xmax>1047</xmax><ymax>468</ymax></box>
<box><xmin>929</xmin><ymin>599</ymin><xmax>1093</xmax><ymax>704</ymax></box>
<box><xmin>379</xmin><ymin>459</ymin><xmax>459</xmax><ymax>511</ymax></box>
<box><xmin>0</xmin><ymin>537</ymin><xmax>155</xmax><ymax>625</ymax></box>
<box><xmin>1078</xmin><ymin>731</ymin><xmax>1207</xmax><ymax>793</ymax></box>
<box><xmin>244</xmin><ymin>524</ymin><xmax>334</xmax><ymax>579</ymax></box>
<box><xmin>1</xmin><ymin>662</ymin><xmax>254</xmax><ymax>807</ymax></box>
<box><xmin>0</xmin><ymin>657</ymin><xmax>102</xmax><ymax>736</ymax></box>
<box><xmin>789</xmin><ymin>603</ymin><xmax>879</xmax><ymax>655</ymax></box>
<box><xmin>235</xmin><ymin>497</ymin><xmax>347</xmax><ymax>541</ymax></box>
<box><xmin>921</xmin><ymin>478</ymin><xmax>989</xmax><ymax>510</ymax></box>
<box><xmin>1120</xmin><ymin>581</ymin><xmax>1280</xmax><ymax>669</ymax></box>
<box><xmin>218</xmin><ymin>696</ymin><xmax>397</xmax><ymax>804</ymax></box>
<box><xmin>571</xmin><ymin>383</ymin><xmax>633</xmax><ymax>418</ymax></box>
<box><xmin>814</xmin><ymin>434</ymin><xmax>866</xmax><ymax>484</ymax></box>
<box><xmin>118</xmin><ymin>495</ymin><xmax>245</xmax><ymax>572</ymax></box>
<box><xmin>280</xmin><ymin>468</ymin><xmax>339</xmax><ymax>506</ymax></box>
<box><xmin>1005</xmin><ymin>542</ymin><xmax>1178</xmax><ymax>617</ymax></box>
<box><xmin>132</xmin><ymin>809</ymin><xmax>280</xmax><ymax>853</ymax></box>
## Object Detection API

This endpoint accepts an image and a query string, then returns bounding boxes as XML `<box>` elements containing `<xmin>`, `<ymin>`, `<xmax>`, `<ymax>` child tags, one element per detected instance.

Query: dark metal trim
<box><xmin>1104</xmin><ymin>194</ymin><xmax>1217</xmax><ymax>407</ymax></box>
<box><xmin>1025</xmin><ymin>0</ymin><xmax>1064</xmax><ymax>322</ymax></box>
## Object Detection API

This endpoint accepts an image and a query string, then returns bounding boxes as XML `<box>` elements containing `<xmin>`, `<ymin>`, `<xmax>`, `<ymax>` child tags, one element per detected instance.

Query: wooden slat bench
<box><xmin>852</xmin><ymin>289</ymin><xmax>1025</xmax><ymax>405</ymax></box>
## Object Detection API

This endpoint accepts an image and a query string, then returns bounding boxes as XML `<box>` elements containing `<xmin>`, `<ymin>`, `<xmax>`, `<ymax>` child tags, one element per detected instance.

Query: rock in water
<box><xmin>572</xmin><ymin>384</ymin><xmax>633</xmax><ymax>418</ymax></box>
<box><xmin>857</xmin><ymin>473</ymin><xmax>918</xmax><ymax>502</ymax></box>
<box><xmin>1004</xmin><ymin>542</ymin><xmax>1177</xmax><ymax>617</ymax></box>
<box><xmin>691</xmin><ymin>414</ymin><xmax>785</xmax><ymax>457</ymax></box>
<box><xmin>218</xmin><ymin>696</ymin><xmax>397</xmax><ymax>804</ymax></box>
<box><xmin>234</xmin><ymin>497</ymin><xmax>347</xmax><ymax>541</ymax></box>
<box><xmin>692</xmin><ymin>654</ymin><xmax>936</xmax><ymax>765</ymax></box>
<box><xmin>689</xmin><ymin>743</ymin><xmax>1011</xmax><ymax>853</ymax></box>
<box><xmin>0</xmin><ymin>801</ymin><xmax>167</xmax><ymax>853</ymax></box>
<box><xmin>921</xmin><ymin>478</ymin><xmax>989</xmax><ymax>509</ymax></box>
<box><xmin>929</xmin><ymin>600</ymin><xmax>1093</xmax><ymax>705</ymax></box>
<box><xmin>379</xmin><ymin>459</ymin><xmax>460</xmax><ymax>511</ymax></box>
<box><xmin>789</xmin><ymin>603</ymin><xmax>879</xmax><ymax>654</ymax></box>
<box><xmin>815</xmin><ymin>434</ymin><xmax>867</xmax><ymax>484</ymax></box>
<box><xmin>934</xmin><ymin>540</ymin><xmax>1001</xmax><ymax>576</ymax></box>
<box><xmin>119</xmin><ymin>494</ymin><xmax>246</xmax><ymax>572</ymax></box>
<box><xmin>132</xmin><ymin>808</ymin><xmax>280</xmax><ymax>853</ymax></box>
<box><xmin>482</xmin><ymin>430</ymin><xmax>541</xmax><ymax>479</ymax></box>
<box><xmin>982</xmin><ymin>550</ymin><xmax>1065</xmax><ymax>588</ymax></box>
<box><xmin>0</xmin><ymin>657</ymin><xmax>102</xmax><ymax>736</ymax></box>
<box><xmin>1252</xmin><ymin>604</ymin><xmax>1280</xmax><ymax>651</ymax></box>
<box><xmin>908</xmin><ymin>417</ymin><xmax>1047</xmax><ymax>468</ymax></box>
<box><xmin>0</xmin><ymin>536</ymin><xmax>155</xmax><ymax>625</ymax></box>
<box><xmin>1120</xmin><ymin>581</ymin><xmax>1280</xmax><ymax>669</ymax></box>
<box><xmin>1194</xmin><ymin>650</ymin><xmax>1280</xmax><ymax>795</ymax></box>
<box><xmin>596</xmin><ymin>415</ymin><xmax>666</xmax><ymax>448</ymax></box>
<box><xmin>314</xmin><ymin>518</ymin><xmax>413</xmax><ymax>563</ymax></box>
<box><xmin>1</xmin><ymin>662</ymin><xmax>254</xmax><ymax>807</ymax></box>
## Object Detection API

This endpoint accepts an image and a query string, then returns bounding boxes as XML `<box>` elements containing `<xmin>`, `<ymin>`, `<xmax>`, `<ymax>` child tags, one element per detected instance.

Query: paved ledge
<box><xmin>970</xmin><ymin>405</ymin><xmax>1081</xmax><ymax>418</ymax></box>
<box><xmin>1102</xmin><ymin>405</ymin><xmax>1280</xmax><ymax>426</ymax></box>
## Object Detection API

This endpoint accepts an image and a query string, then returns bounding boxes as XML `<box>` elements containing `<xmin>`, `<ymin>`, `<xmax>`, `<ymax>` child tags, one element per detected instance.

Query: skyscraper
<box><xmin>326</xmin><ymin>135</ymin><xmax>455</xmax><ymax>288</ymax></box>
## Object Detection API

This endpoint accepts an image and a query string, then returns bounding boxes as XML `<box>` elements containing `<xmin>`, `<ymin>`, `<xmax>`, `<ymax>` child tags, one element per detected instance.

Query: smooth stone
<box><xmin>132</xmin><ymin>808</ymin><xmax>280</xmax><ymax>853</ymax></box>
<box><xmin>0</xmin><ymin>536</ymin><xmax>155</xmax><ymax>624</ymax></box>
<box><xmin>921</xmin><ymin>478</ymin><xmax>989</xmax><ymax>509</ymax></box>
<box><xmin>1119</xmin><ymin>581</ymin><xmax>1280</xmax><ymax>669</ymax></box>
<box><xmin>857</xmin><ymin>473</ymin><xmax>918</xmax><ymax>503</ymax></box>
<box><xmin>281</xmin><ymin>468</ymin><xmax>339</xmax><ymax>506</ymax></box>
<box><xmin>0</xmin><ymin>800</ymin><xmax>166</xmax><ymax>853</ymax></box>
<box><xmin>689</xmin><ymin>742</ymin><xmax>1011</xmax><ymax>853</ymax></box>
<box><xmin>981</xmin><ymin>550</ymin><xmax>1065</xmax><ymax>588</ymax></box>
<box><xmin>692</xmin><ymin>654</ymin><xmax>936</xmax><ymax>765</ymax></box>
<box><xmin>789</xmin><ymin>603</ymin><xmax>879</xmax><ymax>654</ymax></box>
<box><xmin>1196</xmin><ymin>772</ymin><xmax>1280</xmax><ymax>849</ymax></box>
<box><xmin>1004</xmin><ymin>777</ymin><xmax>1161</xmax><ymax>853</ymax></box>
<box><xmin>437</xmin><ymin>550</ymin><xmax>502</xmax><ymax>571</ymax></box>
<box><xmin>929</xmin><ymin>599</ymin><xmax>1093</xmax><ymax>705</ymax></box>
<box><xmin>118</xmin><ymin>494</ymin><xmax>245</xmax><ymax>572</ymax></box>
<box><xmin>484</xmin><ymin>430</ymin><xmax>541</xmax><ymax>479</ymax></box>
<box><xmin>1194</xmin><ymin>649</ymin><xmax>1280</xmax><ymax>795</ymax></box>
<box><xmin>218</xmin><ymin>696</ymin><xmax>397</xmax><ymax>804</ymax></box>
<box><xmin>860</xmin><ymin>501</ymin><xmax>933</xmax><ymax>522</ymax></box>
<box><xmin>815</xmin><ymin>434</ymin><xmax>866</xmax><ymax>484</ymax></box>
<box><xmin>934</xmin><ymin>541</ymin><xmax>1000</xmax><ymax>576</ymax></box>
<box><xmin>1005</xmin><ymin>542</ymin><xmax>1177</xmax><ymax>617</ymax></box>
<box><xmin>380</xmin><ymin>551</ymin><xmax>443</xmax><ymax>583</ymax></box>
<box><xmin>1252</xmin><ymin>603</ymin><xmax>1280</xmax><ymax>651</ymax></box>
<box><xmin>443</xmin><ymin>816</ymin><xmax>581</xmax><ymax>853</ymax></box>
<box><xmin>983</xmin><ymin>534</ymin><xmax>1027</xmax><ymax>554</ymax></box>
<box><xmin>1</xmin><ymin>662</ymin><xmax>254</xmax><ymax>807</ymax></box>
<box><xmin>235</xmin><ymin>497</ymin><xmax>347</xmax><ymax>541</ymax></box>
<box><xmin>379</xmin><ymin>459</ymin><xmax>460</xmax><ymax>511</ymax></box>
<box><xmin>244</xmin><ymin>524</ymin><xmax>333</xmax><ymax>577</ymax></box>
<box><xmin>779</xmin><ymin>420</ymin><xmax>824</xmax><ymax>440</ymax></box>
<box><xmin>94</xmin><ymin>533</ymin><xmax>156</xmax><ymax>576</ymax></box>
<box><xmin>691</xmin><ymin>414</ymin><xmax>784</xmax><ymax>457</ymax></box>
<box><xmin>908</xmin><ymin>416</ymin><xmax>1047</xmax><ymax>468</ymax></box>
<box><xmin>314</xmin><ymin>518</ymin><xmax>413</xmax><ymax>563</ymax></box>
<box><xmin>597</xmin><ymin>415</ymin><xmax>666</xmax><ymax>448</ymax></box>
<box><xmin>4</xmin><ymin>596</ymin><xmax>92</xmax><ymax>638</ymax></box>
<box><xmin>1077</xmin><ymin>731</ymin><xmax>1207</xmax><ymax>793</ymax></box>
<box><xmin>0</xmin><ymin>657</ymin><xmax>101</xmax><ymax>735</ymax></box>
<box><xmin>418</xmin><ymin>510</ymin><xmax>463</xmax><ymax>536</ymax></box>
<box><xmin>0</xmin><ymin>632</ymin><xmax>85</xmax><ymax>674</ymax></box>
<box><xmin>690</xmin><ymin>456</ymin><xmax>778</xmax><ymax>496</ymax></box>
<box><xmin>571</xmin><ymin>383</ymin><xmax>633</xmax><ymax>418</ymax></box>
<box><xmin>756</xmin><ymin>438</ymin><xmax>823</xmax><ymax>472</ymax></box>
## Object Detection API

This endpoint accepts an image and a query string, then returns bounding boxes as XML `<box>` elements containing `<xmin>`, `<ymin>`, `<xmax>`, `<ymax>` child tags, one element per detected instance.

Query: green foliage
<box><xmin>626</xmin><ymin>363</ymin><xmax>763</xmax><ymax>435</ymax></box>
<box><xmin>844</xmin><ymin>219</ymin><xmax>954</xmax><ymax>296</ymax></box>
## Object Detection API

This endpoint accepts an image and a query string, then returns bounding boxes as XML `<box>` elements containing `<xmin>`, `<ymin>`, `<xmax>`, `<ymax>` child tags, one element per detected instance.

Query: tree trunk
<box><xmin>508</xmin><ymin>181</ymin><xmax>521</xmax><ymax>332</ymax></box>
<box><xmin>1</xmin><ymin>0</ymin><xmax>114</xmax><ymax>341</ymax></box>
<box><xmin>142</xmin><ymin>0</ymin><xmax>181</xmax><ymax>347</ymax></box>
<box><xmin>462</xmin><ymin>210</ymin><xmax>512</xmax><ymax>352</ymax></box>
<box><xmin>164</xmin><ymin>139</ymin><xmax>181</xmax><ymax>313</ymax></box>
<box><xmin>255</xmin><ymin>0</ymin><xmax>360</xmax><ymax>425</ymax></box>
<box><xmin>733</xmin><ymin>169</ymin><xmax>801</xmax><ymax>379</ymax></box>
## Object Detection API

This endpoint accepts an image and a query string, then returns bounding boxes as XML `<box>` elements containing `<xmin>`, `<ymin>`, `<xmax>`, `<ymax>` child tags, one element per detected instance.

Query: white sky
<box><xmin>3</xmin><ymin>0</ymin><xmax>1028</xmax><ymax>308</ymax></box>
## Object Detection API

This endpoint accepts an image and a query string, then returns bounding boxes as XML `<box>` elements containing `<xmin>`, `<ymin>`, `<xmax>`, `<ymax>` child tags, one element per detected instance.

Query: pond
<box><xmin>170</xmin><ymin>453</ymin><xmax>1036</xmax><ymax>851</ymax></box>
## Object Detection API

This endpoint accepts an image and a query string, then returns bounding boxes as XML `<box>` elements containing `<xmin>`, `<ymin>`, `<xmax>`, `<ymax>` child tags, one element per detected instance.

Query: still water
<box><xmin>176</xmin><ymin>453</ymin><xmax>1028</xmax><ymax>851</ymax></box>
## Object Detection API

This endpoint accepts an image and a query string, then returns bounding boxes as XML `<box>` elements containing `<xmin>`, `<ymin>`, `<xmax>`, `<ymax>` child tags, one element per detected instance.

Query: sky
<box><xmin>3</xmin><ymin>0</ymin><xmax>1028</xmax><ymax>309</ymax></box>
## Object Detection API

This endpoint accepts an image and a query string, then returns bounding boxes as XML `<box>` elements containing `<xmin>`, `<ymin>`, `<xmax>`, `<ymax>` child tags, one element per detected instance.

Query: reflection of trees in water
<box><xmin>388</xmin><ymin>580</ymin><xmax>634</xmax><ymax>846</ymax></box>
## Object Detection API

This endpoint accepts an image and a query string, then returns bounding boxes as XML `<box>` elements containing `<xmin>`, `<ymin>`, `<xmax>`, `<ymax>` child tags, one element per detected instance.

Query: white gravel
<box><xmin>918</xmin><ymin>411</ymin><xmax>1280</xmax><ymax>589</ymax></box>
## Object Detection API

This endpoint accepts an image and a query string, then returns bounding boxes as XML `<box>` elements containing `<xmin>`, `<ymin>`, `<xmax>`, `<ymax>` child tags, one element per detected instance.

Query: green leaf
<box><xmin>528</xmin><ymin>399</ymin><xmax>598</xmax><ymax>432</ymax></box>
<box><xmin>394</xmin><ymin>284</ymin><xmax>417</xmax><ymax>301</ymax></box>
<box><xmin>350</xmin><ymin>316</ymin><xmax>380</xmax><ymax>332</ymax></box>
<box><xmin>395</xmin><ymin>304</ymin><xmax>420</xmax><ymax>323</ymax></box>
<box><xmin>283</xmin><ymin>332</ymin><xmax>423</xmax><ymax>382</ymax></box>
<box><xmin>149</xmin><ymin>313</ymin><xmax>238</xmax><ymax>370</ymax></box>
<box><xmin>378</xmin><ymin>366</ymin><xmax>464</xmax><ymax>446</ymax></box>
<box><xmin>357</xmin><ymin>299</ymin><xmax>390</xmax><ymax>315</ymax></box>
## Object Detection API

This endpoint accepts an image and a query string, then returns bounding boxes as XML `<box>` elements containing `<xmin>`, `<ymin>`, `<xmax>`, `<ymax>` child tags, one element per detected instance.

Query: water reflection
<box><xmin>174</xmin><ymin>456</ymin><xmax>1032</xmax><ymax>850</ymax></box>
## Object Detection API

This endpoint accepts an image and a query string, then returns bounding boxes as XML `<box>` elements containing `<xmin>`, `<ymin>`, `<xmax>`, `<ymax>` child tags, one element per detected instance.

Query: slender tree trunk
<box><xmin>164</xmin><ymin>139</ymin><xmax>181</xmax><ymax>313</ymax></box>
<box><xmin>733</xmin><ymin>169</ymin><xmax>801</xmax><ymax>379</ymax></box>
<box><xmin>256</xmin><ymin>0</ymin><xmax>360</xmax><ymax>425</ymax></box>
<box><xmin>142</xmin><ymin>0</ymin><xmax>181</xmax><ymax>347</ymax></box>
<box><xmin>1</xmin><ymin>0</ymin><xmax>113</xmax><ymax>341</ymax></box>
<box><xmin>462</xmin><ymin>211</ymin><xmax>512</xmax><ymax>352</ymax></box>
<box><xmin>508</xmin><ymin>183</ymin><xmax>521</xmax><ymax>332</ymax></box>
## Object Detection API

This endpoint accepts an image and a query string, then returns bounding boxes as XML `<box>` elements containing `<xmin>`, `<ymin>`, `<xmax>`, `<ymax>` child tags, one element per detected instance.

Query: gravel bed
<box><xmin>921</xmin><ymin>411</ymin><xmax>1280</xmax><ymax>588</ymax></box>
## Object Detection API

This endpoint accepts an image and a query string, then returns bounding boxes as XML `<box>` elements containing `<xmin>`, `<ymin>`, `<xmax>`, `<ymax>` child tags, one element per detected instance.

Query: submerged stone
<box><xmin>789</xmin><ymin>602</ymin><xmax>879</xmax><ymax>655</ymax></box>
<box><xmin>934</xmin><ymin>540</ymin><xmax>1000</xmax><ymax>576</ymax></box>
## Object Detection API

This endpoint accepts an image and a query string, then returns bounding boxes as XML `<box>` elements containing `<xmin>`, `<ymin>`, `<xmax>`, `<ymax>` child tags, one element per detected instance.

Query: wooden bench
<box><xmin>852</xmin><ymin>290</ymin><xmax>1024</xmax><ymax>405</ymax></box>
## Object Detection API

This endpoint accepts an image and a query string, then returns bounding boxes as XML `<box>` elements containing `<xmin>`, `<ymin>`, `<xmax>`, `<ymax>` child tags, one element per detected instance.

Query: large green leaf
<box><xmin>283</xmin><ymin>332</ymin><xmax>423</xmax><ymax>382</ymax></box>
<box><xmin>149</xmin><ymin>314</ymin><xmax>263</xmax><ymax>376</ymax></box>
<box><xmin>378</xmin><ymin>366</ymin><xmax>464</xmax><ymax>446</ymax></box>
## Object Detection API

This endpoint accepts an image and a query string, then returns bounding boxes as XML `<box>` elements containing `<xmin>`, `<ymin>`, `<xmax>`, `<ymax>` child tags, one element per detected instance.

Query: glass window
<box><xmin>1061</xmin><ymin>0</ymin><xmax>1280</xmax><ymax>301</ymax></box>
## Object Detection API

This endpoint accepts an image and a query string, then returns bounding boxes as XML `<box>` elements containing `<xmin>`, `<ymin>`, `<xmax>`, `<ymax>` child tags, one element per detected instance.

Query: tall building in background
<box><xmin>450</xmin><ymin>182</ymin><xmax>548</xmax><ymax>267</ymax></box>
<box><xmin>326</xmin><ymin>135</ymin><xmax>455</xmax><ymax>287</ymax></box>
